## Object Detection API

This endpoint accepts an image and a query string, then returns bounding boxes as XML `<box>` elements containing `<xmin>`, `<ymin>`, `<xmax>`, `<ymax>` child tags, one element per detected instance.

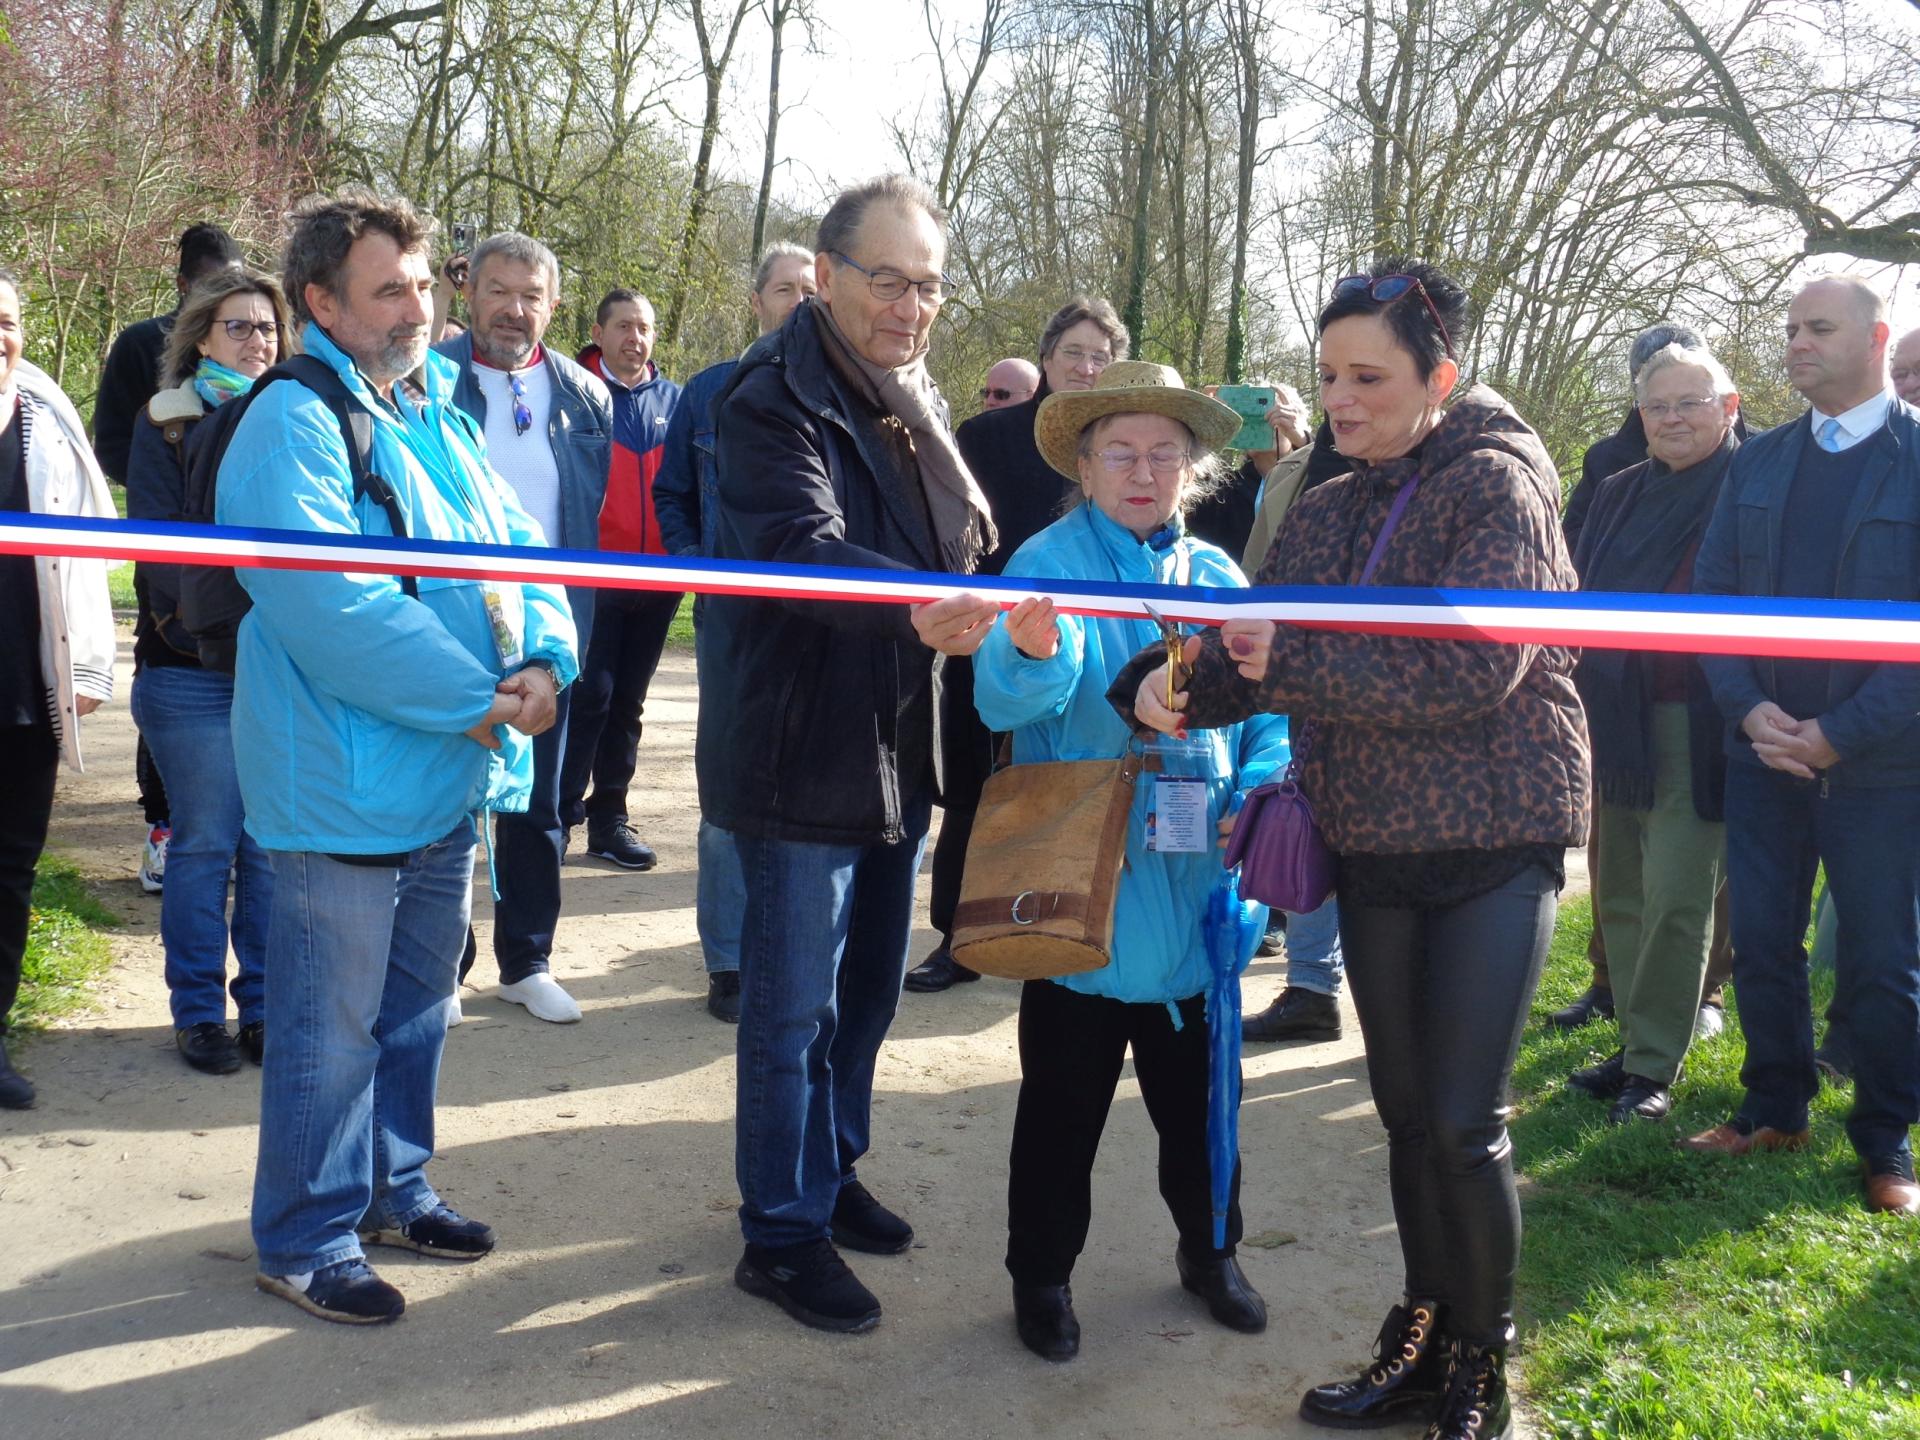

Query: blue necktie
<box><xmin>1816</xmin><ymin>418</ymin><xmax>1843</xmax><ymax>453</ymax></box>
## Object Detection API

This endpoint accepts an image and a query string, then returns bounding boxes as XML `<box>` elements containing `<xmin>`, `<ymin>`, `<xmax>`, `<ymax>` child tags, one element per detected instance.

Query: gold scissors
<box><xmin>1141</xmin><ymin>602</ymin><xmax>1184</xmax><ymax>713</ymax></box>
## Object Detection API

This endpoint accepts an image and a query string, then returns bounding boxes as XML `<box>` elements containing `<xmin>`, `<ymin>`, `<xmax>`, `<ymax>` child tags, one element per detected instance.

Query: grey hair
<box><xmin>1633</xmin><ymin>342</ymin><xmax>1737</xmax><ymax>402</ymax></box>
<box><xmin>282</xmin><ymin>189</ymin><xmax>434</xmax><ymax>326</ymax></box>
<box><xmin>753</xmin><ymin>242</ymin><xmax>815</xmax><ymax>293</ymax></box>
<box><xmin>816</xmin><ymin>174</ymin><xmax>947</xmax><ymax>260</ymax></box>
<box><xmin>1628</xmin><ymin>321</ymin><xmax>1705</xmax><ymax>379</ymax></box>
<box><xmin>1802</xmin><ymin>274</ymin><xmax>1887</xmax><ymax>327</ymax></box>
<box><xmin>1075</xmin><ymin>415</ymin><xmax>1226</xmax><ymax>510</ymax></box>
<box><xmin>469</xmin><ymin>231</ymin><xmax>561</xmax><ymax>299</ymax></box>
<box><xmin>1040</xmin><ymin>297</ymin><xmax>1130</xmax><ymax>364</ymax></box>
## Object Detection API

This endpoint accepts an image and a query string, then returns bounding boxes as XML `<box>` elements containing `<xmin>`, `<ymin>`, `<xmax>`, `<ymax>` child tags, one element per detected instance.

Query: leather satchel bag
<box><xmin>950</xmin><ymin>746</ymin><xmax>1160</xmax><ymax>981</ymax></box>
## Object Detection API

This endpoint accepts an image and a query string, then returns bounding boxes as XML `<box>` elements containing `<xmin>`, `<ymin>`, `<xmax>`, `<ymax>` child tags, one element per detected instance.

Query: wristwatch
<box><xmin>522</xmin><ymin>657</ymin><xmax>561</xmax><ymax>687</ymax></box>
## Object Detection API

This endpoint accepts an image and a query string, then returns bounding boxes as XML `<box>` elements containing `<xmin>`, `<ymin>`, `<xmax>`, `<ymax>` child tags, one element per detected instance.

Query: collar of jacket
<box><xmin>1348</xmin><ymin>383</ymin><xmax>1555</xmax><ymax>497</ymax></box>
<box><xmin>575</xmin><ymin>344</ymin><xmax>660</xmax><ymax>394</ymax></box>
<box><xmin>436</xmin><ymin>331</ymin><xmax>603</xmax><ymax>419</ymax></box>
<box><xmin>301</xmin><ymin>321</ymin><xmax>459</xmax><ymax>417</ymax></box>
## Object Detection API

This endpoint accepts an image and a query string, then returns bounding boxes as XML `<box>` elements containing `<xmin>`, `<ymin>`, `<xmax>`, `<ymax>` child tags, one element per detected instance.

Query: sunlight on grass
<box><xmin>14</xmin><ymin>853</ymin><xmax>118</xmax><ymax>1030</ymax></box>
<box><xmin>1514</xmin><ymin>895</ymin><xmax>1919</xmax><ymax>1439</ymax></box>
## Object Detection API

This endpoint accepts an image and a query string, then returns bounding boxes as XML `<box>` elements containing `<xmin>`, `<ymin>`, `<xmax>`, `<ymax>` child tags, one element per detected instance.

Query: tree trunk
<box><xmin>1222</xmin><ymin>0</ymin><xmax>1259</xmax><ymax>383</ymax></box>
<box><xmin>749</xmin><ymin>0</ymin><xmax>787</xmax><ymax>264</ymax></box>
<box><xmin>664</xmin><ymin>0</ymin><xmax>755</xmax><ymax>345</ymax></box>
<box><xmin>1122</xmin><ymin>0</ymin><xmax>1161</xmax><ymax>349</ymax></box>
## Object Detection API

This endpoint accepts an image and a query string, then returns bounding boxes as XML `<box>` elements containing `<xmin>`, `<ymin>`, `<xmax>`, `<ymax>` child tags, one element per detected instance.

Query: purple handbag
<box><xmin>1223</xmin><ymin>473</ymin><xmax>1423</xmax><ymax>913</ymax></box>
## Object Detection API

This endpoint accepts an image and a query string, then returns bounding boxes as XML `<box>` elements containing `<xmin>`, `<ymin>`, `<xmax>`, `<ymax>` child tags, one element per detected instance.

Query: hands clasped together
<box><xmin>1741</xmin><ymin>700</ymin><xmax>1839</xmax><ymax>779</ymax></box>
<box><xmin>465</xmin><ymin>664</ymin><xmax>560</xmax><ymax>751</ymax></box>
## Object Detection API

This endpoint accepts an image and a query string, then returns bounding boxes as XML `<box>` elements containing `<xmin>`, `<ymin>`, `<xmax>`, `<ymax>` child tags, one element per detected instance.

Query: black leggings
<box><xmin>1338</xmin><ymin>865</ymin><xmax>1557</xmax><ymax>1347</ymax></box>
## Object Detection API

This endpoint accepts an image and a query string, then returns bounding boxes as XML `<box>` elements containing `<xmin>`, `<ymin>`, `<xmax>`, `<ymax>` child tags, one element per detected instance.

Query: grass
<box><xmin>666</xmin><ymin>592</ymin><xmax>695</xmax><ymax>646</ymax></box>
<box><xmin>1513</xmin><ymin>894</ymin><xmax>1919</xmax><ymax>1439</ymax></box>
<box><xmin>13</xmin><ymin>853</ymin><xmax>118</xmax><ymax>1031</ymax></box>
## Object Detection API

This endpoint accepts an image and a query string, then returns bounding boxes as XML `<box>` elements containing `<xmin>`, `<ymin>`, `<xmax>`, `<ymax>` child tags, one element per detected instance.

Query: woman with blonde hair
<box><xmin>126</xmin><ymin>266</ymin><xmax>292</xmax><ymax>1076</ymax></box>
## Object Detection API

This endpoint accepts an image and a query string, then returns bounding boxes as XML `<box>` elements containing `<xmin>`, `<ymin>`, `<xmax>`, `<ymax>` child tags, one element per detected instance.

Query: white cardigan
<box><xmin>8</xmin><ymin>360</ymin><xmax>117</xmax><ymax>772</ymax></box>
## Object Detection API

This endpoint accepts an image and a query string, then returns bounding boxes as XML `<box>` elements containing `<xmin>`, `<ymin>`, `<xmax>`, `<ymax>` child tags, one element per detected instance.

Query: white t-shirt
<box><xmin>472</xmin><ymin>356</ymin><xmax>562</xmax><ymax>546</ymax></box>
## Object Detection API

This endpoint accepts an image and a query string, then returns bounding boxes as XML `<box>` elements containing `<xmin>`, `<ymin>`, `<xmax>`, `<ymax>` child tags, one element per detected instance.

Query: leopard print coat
<box><xmin>1112</xmin><ymin>385</ymin><xmax>1591</xmax><ymax>855</ymax></box>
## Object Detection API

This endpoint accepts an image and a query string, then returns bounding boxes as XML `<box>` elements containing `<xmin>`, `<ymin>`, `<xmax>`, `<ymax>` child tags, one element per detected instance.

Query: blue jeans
<box><xmin>696</xmin><ymin>818</ymin><xmax>744</xmax><ymax>974</ymax></box>
<box><xmin>491</xmin><ymin>688</ymin><xmax>570</xmax><ymax>984</ymax></box>
<box><xmin>1282</xmin><ymin>893</ymin><xmax>1345</xmax><ymax>997</ymax></box>
<box><xmin>130</xmin><ymin>666</ymin><xmax>271</xmax><ymax>1029</ymax></box>
<box><xmin>1724</xmin><ymin>762</ymin><xmax>1920</xmax><ymax>1159</ymax></box>
<box><xmin>733</xmin><ymin>790</ymin><xmax>931</xmax><ymax>1249</ymax></box>
<box><xmin>251</xmin><ymin>819</ymin><xmax>475</xmax><ymax>1276</ymax></box>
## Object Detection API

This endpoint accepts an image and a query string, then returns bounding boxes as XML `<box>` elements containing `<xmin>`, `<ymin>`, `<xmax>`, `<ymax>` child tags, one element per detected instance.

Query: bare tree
<box><xmin>663</xmin><ymin>0</ymin><xmax>757</xmax><ymax>343</ymax></box>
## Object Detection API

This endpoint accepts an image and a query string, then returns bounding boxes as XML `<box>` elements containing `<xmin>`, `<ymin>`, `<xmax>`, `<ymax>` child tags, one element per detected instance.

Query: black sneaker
<box><xmin>830</xmin><ymin>1179</ymin><xmax>914</xmax><ymax>1254</ymax></box>
<box><xmin>735</xmin><ymin>1239</ymin><xmax>882</xmax><ymax>1333</ymax></box>
<box><xmin>257</xmin><ymin>1258</ymin><xmax>405</xmax><ymax>1325</ymax></box>
<box><xmin>707</xmin><ymin>970</ymin><xmax>742</xmax><ymax>1024</ymax></box>
<box><xmin>1567</xmin><ymin>1048</ymin><xmax>1627</xmax><ymax>1098</ymax></box>
<box><xmin>359</xmin><ymin>1204</ymin><xmax>496</xmax><ymax>1260</ymax></box>
<box><xmin>177</xmin><ymin>1022</ymin><xmax>242</xmax><ymax>1075</ymax></box>
<box><xmin>237</xmin><ymin>1021</ymin><xmax>265</xmax><ymax>1066</ymax></box>
<box><xmin>586</xmin><ymin>822</ymin><xmax>657</xmax><ymax>871</ymax></box>
<box><xmin>1242</xmin><ymin>987</ymin><xmax>1341</xmax><ymax>1042</ymax></box>
<box><xmin>0</xmin><ymin>1036</ymin><xmax>35</xmax><ymax>1109</ymax></box>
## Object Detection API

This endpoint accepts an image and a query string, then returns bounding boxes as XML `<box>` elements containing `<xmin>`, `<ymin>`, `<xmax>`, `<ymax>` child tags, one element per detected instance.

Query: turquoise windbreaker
<box><xmin>218</xmin><ymin>324</ymin><xmax>579</xmax><ymax>854</ymax></box>
<box><xmin>974</xmin><ymin>501</ymin><xmax>1290</xmax><ymax>1006</ymax></box>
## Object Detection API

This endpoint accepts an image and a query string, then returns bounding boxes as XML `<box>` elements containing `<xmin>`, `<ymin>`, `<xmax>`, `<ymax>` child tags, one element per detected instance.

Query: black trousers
<box><xmin>136</xmin><ymin>733</ymin><xmax>168</xmax><ymax>827</ymax></box>
<box><xmin>1338</xmin><ymin>865</ymin><xmax>1558</xmax><ymax>1348</ymax></box>
<box><xmin>1</xmin><ymin>720</ymin><xmax>60</xmax><ymax>1032</ymax></box>
<box><xmin>559</xmin><ymin>588</ymin><xmax>680</xmax><ymax>829</ymax></box>
<box><xmin>487</xmin><ymin>688</ymin><xmax>571</xmax><ymax>984</ymax></box>
<box><xmin>930</xmin><ymin>654</ymin><xmax>994</xmax><ymax>938</ymax></box>
<box><xmin>1005</xmin><ymin>980</ymin><xmax>1241</xmax><ymax>1288</ymax></box>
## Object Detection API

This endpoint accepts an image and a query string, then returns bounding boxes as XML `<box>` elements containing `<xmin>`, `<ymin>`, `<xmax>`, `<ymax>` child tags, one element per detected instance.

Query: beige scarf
<box><xmin>814</xmin><ymin>302</ymin><xmax>997</xmax><ymax>575</ymax></box>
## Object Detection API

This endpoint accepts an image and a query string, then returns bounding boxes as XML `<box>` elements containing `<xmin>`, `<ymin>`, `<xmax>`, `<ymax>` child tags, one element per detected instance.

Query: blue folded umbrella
<box><xmin>1204</xmin><ymin>862</ymin><xmax>1267</xmax><ymax>1249</ymax></box>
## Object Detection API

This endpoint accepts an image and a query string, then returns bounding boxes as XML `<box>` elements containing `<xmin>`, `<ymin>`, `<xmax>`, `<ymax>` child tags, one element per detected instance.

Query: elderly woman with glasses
<box><xmin>1565</xmin><ymin>344</ymin><xmax>1740</xmax><ymax>1124</ymax></box>
<box><xmin>1120</xmin><ymin>260</ymin><xmax>1589</xmax><ymax>1440</ymax></box>
<box><xmin>971</xmin><ymin>362</ymin><xmax>1290</xmax><ymax>1363</ymax></box>
<box><xmin>126</xmin><ymin>266</ymin><xmax>292</xmax><ymax>1077</ymax></box>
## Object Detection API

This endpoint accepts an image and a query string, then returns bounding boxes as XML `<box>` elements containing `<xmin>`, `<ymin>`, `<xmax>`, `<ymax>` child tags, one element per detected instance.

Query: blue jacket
<box><xmin>435</xmin><ymin>332</ymin><xmax>612</xmax><ymax>647</ymax></box>
<box><xmin>217</xmin><ymin>324</ymin><xmax>579</xmax><ymax>853</ymax></box>
<box><xmin>654</xmin><ymin>357</ymin><xmax>736</xmax><ymax>559</ymax></box>
<box><xmin>974</xmin><ymin>502</ymin><xmax>1290</xmax><ymax>1005</ymax></box>
<box><xmin>1694</xmin><ymin>399</ymin><xmax>1920</xmax><ymax>786</ymax></box>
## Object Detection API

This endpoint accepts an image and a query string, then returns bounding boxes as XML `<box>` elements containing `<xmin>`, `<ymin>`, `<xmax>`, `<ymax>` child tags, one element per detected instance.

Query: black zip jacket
<box><xmin>697</xmin><ymin>300</ymin><xmax>945</xmax><ymax>845</ymax></box>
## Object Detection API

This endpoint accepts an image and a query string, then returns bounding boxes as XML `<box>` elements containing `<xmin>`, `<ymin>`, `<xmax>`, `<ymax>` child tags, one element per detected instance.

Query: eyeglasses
<box><xmin>509</xmin><ymin>370</ymin><xmax>533</xmax><ymax>436</ymax></box>
<box><xmin>220</xmin><ymin>319</ymin><xmax>278</xmax><ymax>342</ymax></box>
<box><xmin>1093</xmin><ymin>444</ymin><xmax>1188</xmax><ymax>476</ymax></box>
<box><xmin>980</xmin><ymin>386</ymin><xmax>1017</xmax><ymax>402</ymax></box>
<box><xmin>1056</xmin><ymin>345</ymin><xmax>1113</xmax><ymax>370</ymax></box>
<box><xmin>1331</xmin><ymin>274</ymin><xmax>1455</xmax><ymax>359</ymax></box>
<box><xmin>828</xmin><ymin>251</ymin><xmax>956</xmax><ymax>306</ymax></box>
<box><xmin>1639</xmin><ymin>396</ymin><xmax>1720</xmax><ymax>421</ymax></box>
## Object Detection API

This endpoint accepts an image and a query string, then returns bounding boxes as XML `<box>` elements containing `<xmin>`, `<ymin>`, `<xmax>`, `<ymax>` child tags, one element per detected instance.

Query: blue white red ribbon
<box><xmin>4</xmin><ymin>511</ymin><xmax>1918</xmax><ymax>663</ymax></box>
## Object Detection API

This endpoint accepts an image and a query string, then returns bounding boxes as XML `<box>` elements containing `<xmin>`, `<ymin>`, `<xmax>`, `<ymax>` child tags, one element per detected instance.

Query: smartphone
<box><xmin>451</xmin><ymin>221</ymin><xmax>476</xmax><ymax>253</ymax></box>
<box><xmin>1216</xmin><ymin>384</ymin><xmax>1277</xmax><ymax>450</ymax></box>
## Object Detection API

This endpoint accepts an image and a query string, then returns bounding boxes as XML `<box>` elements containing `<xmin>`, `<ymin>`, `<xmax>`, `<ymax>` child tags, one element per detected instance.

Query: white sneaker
<box><xmin>139</xmin><ymin>825</ymin><xmax>170</xmax><ymax>894</ymax></box>
<box><xmin>497</xmin><ymin>973</ymin><xmax>582</xmax><ymax>1024</ymax></box>
<box><xmin>446</xmin><ymin>994</ymin><xmax>465</xmax><ymax>1027</ymax></box>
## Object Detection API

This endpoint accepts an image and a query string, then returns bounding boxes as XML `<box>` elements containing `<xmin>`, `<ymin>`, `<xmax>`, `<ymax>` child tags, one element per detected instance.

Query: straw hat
<box><xmin>1033</xmin><ymin>361</ymin><xmax>1242</xmax><ymax>481</ymax></box>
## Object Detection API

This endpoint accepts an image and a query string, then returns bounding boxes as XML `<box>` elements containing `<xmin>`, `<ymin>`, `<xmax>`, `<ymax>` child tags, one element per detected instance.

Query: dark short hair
<box><xmin>595</xmin><ymin>288</ymin><xmax>653</xmax><ymax>328</ymax></box>
<box><xmin>816</xmin><ymin>175</ymin><xmax>946</xmax><ymax>260</ymax></box>
<box><xmin>1628</xmin><ymin>321</ymin><xmax>1704</xmax><ymax>379</ymax></box>
<box><xmin>1039</xmin><ymin>297</ymin><xmax>1130</xmax><ymax>364</ymax></box>
<box><xmin>1316</xmin><ymin>258</ymin><xmax>1469</xmax><ymax>382</ymax></box>
<box><xmin>161</xmin><ymin>268</ymin><xmax>294</xmax><ymax>386</ymax></box>
<box><xmin>281</xmin><ymin>190</ymin><xmax>433</xmax><ymax>326</ymax></box>
<box><xmin>178</xmin><ymin>223</ymin><xmax>242</xmax><ymax>280</ymax></box>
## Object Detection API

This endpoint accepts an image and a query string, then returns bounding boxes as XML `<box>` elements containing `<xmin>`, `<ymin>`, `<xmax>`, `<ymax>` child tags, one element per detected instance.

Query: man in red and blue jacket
<box><xmin>562</xmin><ymin>289</ymin><xmax>684</xmax><ymax>869</ymax></box>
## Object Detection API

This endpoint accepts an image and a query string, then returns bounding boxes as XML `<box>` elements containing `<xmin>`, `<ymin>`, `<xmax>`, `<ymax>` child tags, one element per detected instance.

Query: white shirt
<box><xmin>1808</xmin><ymin>389</ymin><xmax>1893</xmax><ymax>453</ymax></box>
<box><xmin>471</xmin><ymin>356</ymin><xmax>561</xmax><ymax>546</ymax></box>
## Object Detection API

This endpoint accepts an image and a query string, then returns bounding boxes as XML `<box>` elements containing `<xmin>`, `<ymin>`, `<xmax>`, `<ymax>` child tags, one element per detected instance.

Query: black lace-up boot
<box><xmin>1424</xmin><ymin>1340</ymin><xmax>1511</xmax><ymax>1440</ymax></box>
<box><xmin>1298</xmin><ymin>1297</ymin><xmax>1449</xmax><ymax>1428</ymax></box>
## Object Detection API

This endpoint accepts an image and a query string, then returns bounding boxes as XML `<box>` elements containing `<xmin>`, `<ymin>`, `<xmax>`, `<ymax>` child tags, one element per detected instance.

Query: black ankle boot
<box><xmin>1424</xmin><ymin>1341</ymin><xmax>1511</xmax><ymax>1440</ymax></box>
<box><xmin>1299</xmin><ymin>1297</ymin><xmax>1449</xmax><ymax>1428</ymax></box>
<box><xmin>1012</xmin><ymin>1282</ymin><xmax>1079</xmax><ymax>1362</ymax></box>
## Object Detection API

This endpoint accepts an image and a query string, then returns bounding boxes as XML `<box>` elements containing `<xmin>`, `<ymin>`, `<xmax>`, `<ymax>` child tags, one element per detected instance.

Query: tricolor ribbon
<box><xmin>4</xmin><ymin>511</ymin><xmax>1918</xmax><ymax>663</ymax></box>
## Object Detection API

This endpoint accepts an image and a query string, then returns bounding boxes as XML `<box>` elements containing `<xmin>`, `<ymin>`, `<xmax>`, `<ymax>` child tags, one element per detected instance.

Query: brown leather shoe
<box><xmin>1677</xmin><ymin>1122</ymin><xmax>1812</xmax><ymax>1155</ymax></box>
<box><xmin>1863</xmin><ymin>1167</ymin><xmax>1920</xmax><ymax>1216</ymax></box>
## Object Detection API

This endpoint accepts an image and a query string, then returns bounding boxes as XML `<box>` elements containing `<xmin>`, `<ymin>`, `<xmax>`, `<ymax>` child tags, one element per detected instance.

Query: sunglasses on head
<box><xmin>1331</xmin><ymin>274</ymin><xmax>1455</xmax><ymax>360</ymax></box>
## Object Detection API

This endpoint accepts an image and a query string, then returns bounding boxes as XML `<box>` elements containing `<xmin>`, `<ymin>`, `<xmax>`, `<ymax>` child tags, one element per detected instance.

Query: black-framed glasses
<box><xmin>1331</xmin><ymin>274</ymin><xmax>1455</xmax><ymax>359</ymax></box>
<box><xmin>828</xmin><ymin>251</ymin><xmax>956</xmax><ymax>306</ymax></box>
<box><xmin>509</xmin><ymin>371</ymin><xmax>533</xmax><ymax>436</ymax></box>
<box><xmin>220</xmin><ymin>319</ymin><xmax>278</xmax><ymax>342</ymax></box>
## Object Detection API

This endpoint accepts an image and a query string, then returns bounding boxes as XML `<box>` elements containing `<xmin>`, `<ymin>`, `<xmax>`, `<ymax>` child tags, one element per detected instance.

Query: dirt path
<box><xmin>0</xmin><ymin>637</ymin><xmax>1565</xmax><ymax>1439</ymax></box>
